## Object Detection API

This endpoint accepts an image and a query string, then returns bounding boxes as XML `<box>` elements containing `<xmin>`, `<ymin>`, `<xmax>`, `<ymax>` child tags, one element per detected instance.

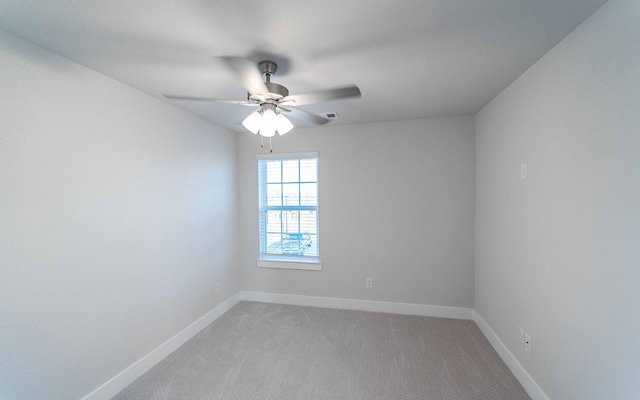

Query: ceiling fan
<box><xmin>163</xmin><ymin>57</ymin><xmax>361</xmax><ymax>149</ymax></box>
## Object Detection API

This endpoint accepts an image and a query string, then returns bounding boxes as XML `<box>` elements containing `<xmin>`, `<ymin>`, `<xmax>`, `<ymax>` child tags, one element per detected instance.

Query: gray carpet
<box><xmin>112</xmin><ymin>301</ymin><xmax>530</xmax><ymax>400</ymax></box>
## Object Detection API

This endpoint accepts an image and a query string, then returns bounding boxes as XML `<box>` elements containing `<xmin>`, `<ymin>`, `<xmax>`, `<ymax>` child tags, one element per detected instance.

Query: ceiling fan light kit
<box><xmin>163</xmin><ymin>57</ymin><xmax>361</xmax><ymax>150</ymax></box>
<box><xmin>242</xmin><ymin>103</ymin><xmax>293</xmax><ymax>137</ymax></box>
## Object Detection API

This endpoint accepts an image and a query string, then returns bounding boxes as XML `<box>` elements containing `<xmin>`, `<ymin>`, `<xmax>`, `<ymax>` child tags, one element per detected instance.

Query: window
<box><xmin>257</xmin><ymin>153</ymin><xmax>320</xmax><ymax>269</ymax></box>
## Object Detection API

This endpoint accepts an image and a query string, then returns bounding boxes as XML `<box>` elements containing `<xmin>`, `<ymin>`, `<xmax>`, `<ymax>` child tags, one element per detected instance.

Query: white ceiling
<box><xmin>0</xmin><ymin>0</ymin><xmax>607</xmax><ymax>132</ymax></box>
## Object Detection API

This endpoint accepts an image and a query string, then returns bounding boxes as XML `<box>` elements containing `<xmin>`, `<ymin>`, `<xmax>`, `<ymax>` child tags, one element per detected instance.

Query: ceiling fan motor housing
<box><xmin>265</xmin><ymin>82</ymin><xmax>289</xmax><ymax>97</ymax></box>
<box><xmin>248</xmin><ymin>60</ymin><xmax>289</xmax><ymax>103</ymax></box>
<box><xmin>248</xmin><ymin>82</ymin><xmax>289</xmax><ymax>103</ymax></box>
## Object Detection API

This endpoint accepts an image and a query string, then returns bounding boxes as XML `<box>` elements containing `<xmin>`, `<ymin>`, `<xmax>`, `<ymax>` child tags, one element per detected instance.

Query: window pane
<box><xmin>266</xmin><ymin>183</ymin><xmax>282</xmax><ymax>206</ymax></box>
<box><xmin>282</xmin><ymin>160</ymin><xmax>299</xmax><ymax>182</ymax></box>
<box><xmin>265</xmin><ymin>210</ymin><xmax>282</xmax><ymax>234</ymax></box>
<box><xmin>266</xmin><ymin>233</ymin><xmax>283</xmax><ymax>253</ymax></box>
<box><xmin>280</xmin><ymin>230</ymin><xmax>314</xmax><ymax>256</ymax></box>
<box><xmin>266</xmin><ymin>161</ymin><xmax>281</xmax><ymax>183</ymax></box>
<box><xmin>299</xmin><ymin>211</ymin><xmax>318</xmax><ymax>234</ymax></box>
<box><xmin>300</xmin><ymin>159</ymin><xmax>317</xmax><ymax>182</ymax></box>
<box><xmin>282</xmin><ymin>183</ymin><xmax>299</xmax><ymax>206</ymax></box>
<box><xmin>300</xmin><ymin>183</ymin><xmax>317</xmax><ymax>206</ymax></box>
<box><xmin>282</xmin><ymin>210</ymin><xmax>299</xmax><ymax>235</ymax></box>
<box><xmin>305</xmin><ymin>234</ymin><xmax>319</xmax><ymax>257</ymax></box>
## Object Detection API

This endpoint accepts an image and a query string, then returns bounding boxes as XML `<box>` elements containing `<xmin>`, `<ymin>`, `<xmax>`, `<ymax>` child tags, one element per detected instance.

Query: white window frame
<box><xmin>256</xmin><ymin>152</ymin><xmax>322</xmax><ymax>271</ymax></box>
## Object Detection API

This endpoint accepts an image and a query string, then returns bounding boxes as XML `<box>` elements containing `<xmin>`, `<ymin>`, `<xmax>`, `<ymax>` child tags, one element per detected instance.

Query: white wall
<box><xmin>0</xmin><ymin>30</ymin><xmax>240</xmax><ymax>400</ymax></box>
<box><xmin>238</xmin><ymin>116</ymin><xmax>475</xmax><ymax>308</ymax></box>
<box><xmin>475</xmin><ymin>1</ymin><xmax>640</xmax><ymax>399</ymax></box>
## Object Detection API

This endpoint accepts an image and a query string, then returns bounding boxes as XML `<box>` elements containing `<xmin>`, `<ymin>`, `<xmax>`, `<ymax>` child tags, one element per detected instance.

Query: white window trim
<box><xmin>257</xmin><ymin>152</ymin><xmax>318</xmax><ymax>161</ymax></box>
<box><xmin>257</xmin><ymin>152</ymin><xmax>321</xmax><ymax>271</ymax></box>
<box><xmin>257</xmin><ymin>259</ymin><xmax>322</xmax><ymax>271</ymax></box>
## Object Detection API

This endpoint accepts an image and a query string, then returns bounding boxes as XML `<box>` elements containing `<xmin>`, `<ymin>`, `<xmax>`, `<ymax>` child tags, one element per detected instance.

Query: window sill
<box><xmin>257</xmin><ymin>258</ymin><xmax>322</xmax><ymax>271</ymax></box>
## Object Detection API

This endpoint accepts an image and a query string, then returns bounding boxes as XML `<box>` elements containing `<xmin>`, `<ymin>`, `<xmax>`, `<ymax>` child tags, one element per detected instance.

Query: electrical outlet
<box><xmin>215</xmin><ymin>282</ymin><xmax>221</xmax><ymax>294</ymax></box>
<box><xmin>518</xmin><ymin>327</ymin><xmax>525</xmax><ymax>347</ymax></box>
<box><xmin>365</xmin><ymin>278</ymin><xmax>373</xmax><ymax>288</ymax></box>
<box><xmin>524</xmin><ymin>333</ymin><xmax>532</xmax><ymax>354</ymax></box>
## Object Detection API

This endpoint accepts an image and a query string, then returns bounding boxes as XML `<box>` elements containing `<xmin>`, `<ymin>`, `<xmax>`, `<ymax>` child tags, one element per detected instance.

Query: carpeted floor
<box><xmin>112</xmin><ymin>301</ymin><xmax>530</xmax><ymax>400</ymax></box>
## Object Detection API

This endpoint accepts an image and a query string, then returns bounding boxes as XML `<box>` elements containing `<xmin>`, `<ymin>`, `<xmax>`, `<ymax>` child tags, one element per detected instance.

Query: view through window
<box><xmin>258</xmin><ymin>153</ymin><xmax>319</xmax><ymax>261</ymax></box>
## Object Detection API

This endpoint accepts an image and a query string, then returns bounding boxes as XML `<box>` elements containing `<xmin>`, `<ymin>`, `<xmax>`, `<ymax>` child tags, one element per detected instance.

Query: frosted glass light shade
<box><xmin>261</xmin><ymin>109</ymin><xmax>277</xmax><ymax>130</ymax></box>
<box><xmin>241</xmin><ymin>107</ymin><xmax>295</xmax><ymax>137</ymax></box>
<box><xmin>260</xmin><ymin>126</ymin><xmax>276</xmax><ymax>137</ymax></box>
<box><xmin>276</xmin><ymin>114</ymin><xmax>294</xmax><ymax>135</ymax></box>
<box><xmin>260</xmin><ymin>109</ymin><xmax>278</xmax><ymax>137</ymax></box>
<box><xmin>242</xmin><ymin>111</ymin><xmax>261</xmax><ymax>134</ymax></box>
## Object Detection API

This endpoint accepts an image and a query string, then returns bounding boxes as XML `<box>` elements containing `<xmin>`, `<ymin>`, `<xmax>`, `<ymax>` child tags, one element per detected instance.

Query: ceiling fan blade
<box><xmin>162</xmin><ymin>94</ymin><xmax>254</xmax><ymax>106</ymax></box>
<box><xmin>218</xmin><ymin>56</ymin><xmax>268</xmax><ymax>95</ymax></box>
<box><xmin>285</xmin><ymin>107</ymin><xmax>332</xmax><ymax>126</ymax></box>
<box><xmin>280</xmin><ymin>85</ymin><xmax>361</xmax><ymax>106</ymax></box>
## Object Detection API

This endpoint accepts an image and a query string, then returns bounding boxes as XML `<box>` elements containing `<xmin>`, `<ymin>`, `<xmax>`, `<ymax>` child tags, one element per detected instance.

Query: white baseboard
<box><xmin>80</xmin><ymin>293</ymin><xmax>241</xmax><ymax>400</ymax></box>
<box><xmin>473</xmin><ymin>310</ymin><xmax>550</xmax><ymax>400</ymax></box>
<box><xmin>240</xmin><ymin>291</ymin><xmax>474</xmax><ymax>320</ymax></box>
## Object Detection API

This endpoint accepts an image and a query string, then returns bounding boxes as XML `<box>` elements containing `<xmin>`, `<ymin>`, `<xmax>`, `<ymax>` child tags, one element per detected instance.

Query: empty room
<box><xmin>1</xmin><ymin>1</ymin><xmax>639</xmax><ymax>399</ymax></box>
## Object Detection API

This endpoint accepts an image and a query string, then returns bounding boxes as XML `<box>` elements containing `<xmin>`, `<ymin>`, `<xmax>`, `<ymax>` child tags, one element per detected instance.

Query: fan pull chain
<box><xmin>258</xmin><ymin>136</ymin><xmax>273</xmax><ymax>152</ymax></box>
